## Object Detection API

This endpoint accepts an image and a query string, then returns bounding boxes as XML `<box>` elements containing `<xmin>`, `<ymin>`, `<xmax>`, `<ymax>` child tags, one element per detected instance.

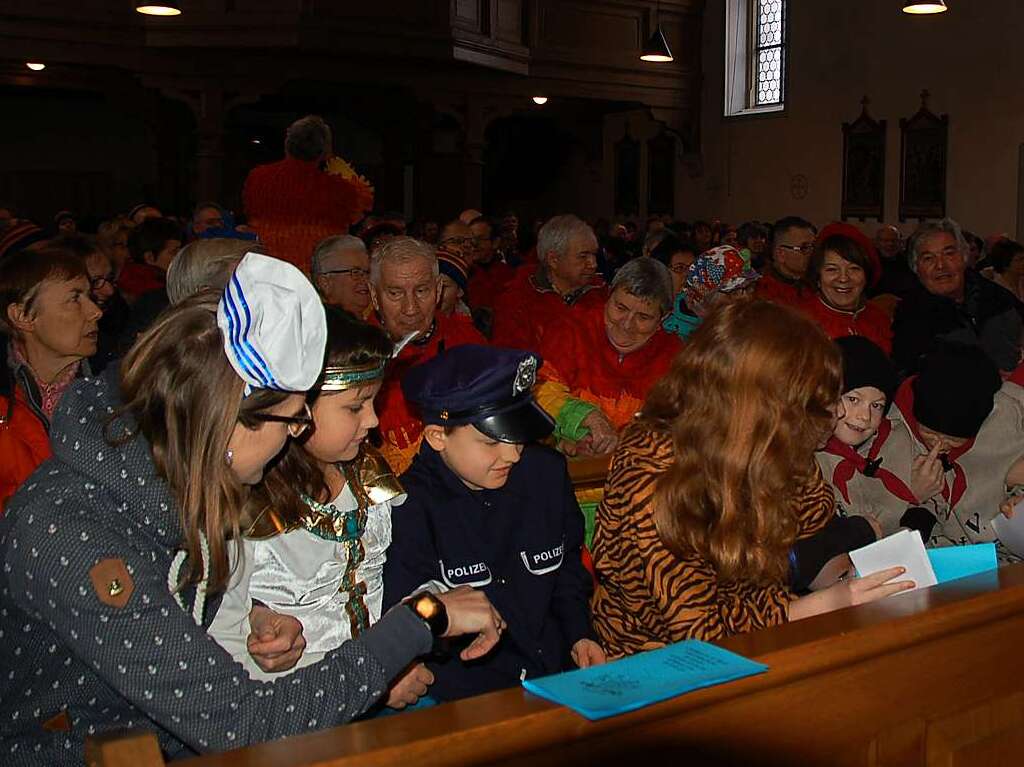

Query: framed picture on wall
<box><xmin>899</xmin><ymin>90</ymin><xmax>948</xmax><ymax>221</ymax></box>
<box><xmin>841</xmin><ymin>98</ymin><xmax>885</xmax><ymax>221</ymax></box>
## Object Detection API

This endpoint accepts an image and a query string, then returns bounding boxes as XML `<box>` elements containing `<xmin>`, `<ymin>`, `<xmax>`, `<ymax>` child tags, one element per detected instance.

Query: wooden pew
<box><xmin>90</xmin><ymin>563</ymin><xmax>1024</xmax><ymax>767</ymax></box>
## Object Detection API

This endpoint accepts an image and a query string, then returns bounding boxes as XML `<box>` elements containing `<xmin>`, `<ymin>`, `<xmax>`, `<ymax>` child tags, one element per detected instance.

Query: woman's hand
<box><xmin>789</xmin><ymin>566</ymin><xmax>915</xmax><ymax>621</ymax></box>
<box><xmin>911</xmin><ymin>443</ymin><xmax>945</xmax><ymax>504</ymax></box>
<box><xmin>247</xmin><ymin>604</ymin><xmax>307</xmax><ymax>673</ymax></box>
<box><xmin>581</xmin><ymin>411</ymin><xmax>618</xmax><ymax>455</ymax></box>
<box><xmin>435</xmin><ymin>586</ymin><xmax>506</xmax><ymax>661</ymax></box>
<box><xmin>571</xmin><ymin>639</ymin><xmax>607</xmax><ymax>668</ymax></box>
<box><xmin>386</xmin><ymin>663</ymin><xmax>434</xmax><ymax>709</ymax></box>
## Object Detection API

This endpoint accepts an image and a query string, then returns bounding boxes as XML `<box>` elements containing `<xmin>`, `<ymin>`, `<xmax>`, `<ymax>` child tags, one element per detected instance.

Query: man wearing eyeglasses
<box><xmin>311</xmin><ymin>234</ymin><xmax>372</xmax><ymax>318</ymax></box>
<box><xmin>755</xmin><ymin>215</ymin><xmax>817</xmax><ymax>307</ymax></box>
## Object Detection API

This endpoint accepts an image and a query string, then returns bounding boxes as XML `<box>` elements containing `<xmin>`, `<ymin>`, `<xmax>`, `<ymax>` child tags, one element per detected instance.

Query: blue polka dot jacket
<box><xmin>0</xmin><ymin>370</ymin><xmax>431</xmax><ymax>764</ymax></box>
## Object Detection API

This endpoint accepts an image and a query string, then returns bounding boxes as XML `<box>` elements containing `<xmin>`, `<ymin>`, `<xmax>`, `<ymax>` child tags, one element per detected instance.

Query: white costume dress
<box><xmin>209</xmin><ymin>446</ymin><xmax>406</xmax><ymax>681</ymax></box>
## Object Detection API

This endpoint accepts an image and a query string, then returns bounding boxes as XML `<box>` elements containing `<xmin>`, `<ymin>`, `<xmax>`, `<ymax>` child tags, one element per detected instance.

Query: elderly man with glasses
<box><xmin>311</xmin><ymin>235</ymin><xmax>372</xmax><ymax>318</ymax></box>
<box><xmin>755</xmin><ymin>215</ymin><xmax>817</xmax><ymax>307</ymax></box>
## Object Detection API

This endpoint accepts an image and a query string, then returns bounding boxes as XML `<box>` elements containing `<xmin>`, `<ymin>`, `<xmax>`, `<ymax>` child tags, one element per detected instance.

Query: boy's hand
<box><xmin>571</xmin><ymin>638</ymin><xmax>607</xmax><ymax>668</ymax></box>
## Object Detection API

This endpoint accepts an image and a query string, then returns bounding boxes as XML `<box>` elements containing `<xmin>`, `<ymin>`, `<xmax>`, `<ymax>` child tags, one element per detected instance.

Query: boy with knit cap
<box><xmin>816</xmin><ymin>337</ymin><xmax>939</xmax><ymax>541</ymax></box>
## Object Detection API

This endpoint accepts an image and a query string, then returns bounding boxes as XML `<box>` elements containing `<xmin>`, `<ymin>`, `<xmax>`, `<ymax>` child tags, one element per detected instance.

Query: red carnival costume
<box><xmin>754</xmin><ymin>269</ymin><xmax>806</xmax><ymax>307</ymax></box>
<box><xmin>242</xmin><ymin>156</ymin><xmax>373</xmax><ymax>273</ymax></box>
<box><xmin>536</xmin><ymin>300</ymin><xmax>683</xmax><ymax>433</ymax></box>
<box><xmin>491</xmin><ymin>269</ymin><xmax>606</xmax><ymax>353</ymax></box>
<box><xmin>374</xmin><ymin>313</ymin><xmax>486</xmax><ymax>474</ymax></box>
<box><xmin>468</xmin><ymin>260</ymin><xmax>516</xmax><ymax>310</ymax></box>
<box><xmin>798</xmin><ymin>294</ymin><xmax>894</xmax><ymax>355</ymax></box>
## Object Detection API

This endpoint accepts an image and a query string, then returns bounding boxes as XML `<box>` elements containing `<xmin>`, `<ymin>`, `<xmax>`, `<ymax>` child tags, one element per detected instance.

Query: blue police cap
<box><xmin>401</xmin><ymin>344</ymin><xmax>555</xmax><ymax>444</ymax></box>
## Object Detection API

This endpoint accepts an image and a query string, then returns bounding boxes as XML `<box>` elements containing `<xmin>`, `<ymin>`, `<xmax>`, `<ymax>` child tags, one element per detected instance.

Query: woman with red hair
<box><xmin>591</xmin><ymin>300</ymin><xmax>911</xmax><ymax>656</ymax></box>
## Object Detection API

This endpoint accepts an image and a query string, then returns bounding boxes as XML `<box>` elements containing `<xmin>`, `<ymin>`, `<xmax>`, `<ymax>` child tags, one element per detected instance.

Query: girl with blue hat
<box><xmin>0</xmin><ymin>253</ymin><xmax>503</xmax><ymax>763</ymax></box>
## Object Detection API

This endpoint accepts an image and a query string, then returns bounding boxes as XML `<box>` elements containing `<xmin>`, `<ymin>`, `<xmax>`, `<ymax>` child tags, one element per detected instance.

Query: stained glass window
<box><xmin>752</xmin><ymin>0</ymin><xmax>785</xmax><ymax>106</ymax></box>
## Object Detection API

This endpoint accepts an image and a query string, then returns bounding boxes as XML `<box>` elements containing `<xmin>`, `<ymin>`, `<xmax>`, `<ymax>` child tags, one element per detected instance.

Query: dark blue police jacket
<box><xmin>383</xmin><ymin>441</ymin><xmax>595</xmax><ymax>702</ymax></box>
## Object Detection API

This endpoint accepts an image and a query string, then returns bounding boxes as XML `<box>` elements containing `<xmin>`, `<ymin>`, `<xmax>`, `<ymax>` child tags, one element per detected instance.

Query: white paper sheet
<box><xmin>849</xmin><ymin>529</ymin><xmax>937</xmax><ymax>592</ymax></box>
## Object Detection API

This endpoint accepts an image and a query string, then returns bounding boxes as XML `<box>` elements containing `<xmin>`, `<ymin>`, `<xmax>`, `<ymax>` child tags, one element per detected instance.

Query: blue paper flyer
<box><xmin>522</xmin><ymin>640</ymin><xmax>768</xmax><ymax>721</ymax></box>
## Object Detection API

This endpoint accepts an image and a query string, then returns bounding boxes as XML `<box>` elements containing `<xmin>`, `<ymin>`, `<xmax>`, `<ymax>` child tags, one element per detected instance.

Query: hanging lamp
<box><xmin>902</xmin><ymin>1</ymin><xmax>947</xmax><ymax>14</ymax></box>
<box><xmin>641</xmin><ymin>2</ymin><xmax>674</xmax><ymax>62</ymax></box>
<box><xmin>136</xmin><ymin>3</ymin><xmax>182</xmax><ymax>16</ymax></box>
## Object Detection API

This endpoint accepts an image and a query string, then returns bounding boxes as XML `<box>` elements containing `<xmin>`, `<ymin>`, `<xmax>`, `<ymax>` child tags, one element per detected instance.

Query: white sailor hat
<box><xmin>217</xmin><ymin>252</ymin><xmax>327</xmax><ymax>395</ymax></box>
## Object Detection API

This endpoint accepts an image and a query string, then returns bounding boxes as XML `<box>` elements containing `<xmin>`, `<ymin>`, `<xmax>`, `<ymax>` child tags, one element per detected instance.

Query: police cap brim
<box><xmin>473</xmin><ymin>399</ymin><xmax>555</xmax><ymax>444</ymax></box>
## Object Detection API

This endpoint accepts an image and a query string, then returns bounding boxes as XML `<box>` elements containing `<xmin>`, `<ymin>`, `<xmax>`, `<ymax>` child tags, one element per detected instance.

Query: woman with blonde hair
<box><xmin>591</xmin><ymin>300</ymin><xmax>912</xmax><ymax>657</ymax></box>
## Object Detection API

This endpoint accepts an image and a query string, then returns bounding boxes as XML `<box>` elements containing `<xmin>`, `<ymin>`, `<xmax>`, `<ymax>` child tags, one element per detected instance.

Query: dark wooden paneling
<box><xmin>539</xmin><ymin>2</ymin><xmax>641</xmax><ymax>51</ymax></box>
<box><xmin>88</xmin><ymin>564</ymin><xmax>1024</xmax><ymax>767</ymax></box>
<box><xmin>496</xmin><ymin>0</ymin><xmax>523</xmax><ymax>44</ymax></box>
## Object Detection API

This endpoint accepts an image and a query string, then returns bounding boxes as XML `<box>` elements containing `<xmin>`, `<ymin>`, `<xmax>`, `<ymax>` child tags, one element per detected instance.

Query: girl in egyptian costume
<box><xmin>209</xmin><ymin>309</ymin><xmax>415</xmax><ymax>686</ymax></box>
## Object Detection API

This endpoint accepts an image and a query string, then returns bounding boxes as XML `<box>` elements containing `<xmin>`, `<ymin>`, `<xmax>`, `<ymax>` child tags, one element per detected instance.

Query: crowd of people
<box><xmin>1</xmin><ymin>114</ymin><xmax>1023</xmax><ymax>763</ymax></box>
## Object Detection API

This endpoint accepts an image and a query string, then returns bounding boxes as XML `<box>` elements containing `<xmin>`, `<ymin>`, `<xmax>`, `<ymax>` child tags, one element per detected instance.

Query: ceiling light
<box><xmin>136</xmin><ymin>4</ymin><xmax>182</xmax><ymax>16</ymax></box>
<box><xmin>640</xmin><ymin>25</ymin><xmax>674</xmax><ymax>62</ymax></box>
<box><xmin>25</xmin><ymin>62</ymin><xmax>46</xmax><ymax>71</ymax></box>
<box><xmin>532</xmin><ymin>96</ymin><xmax>548</xmax><ymax>105</ymax></box>
<box><xmin>902</xmin><ymin>1</ymin><xmax>947</xmax><ymax>13</ymax></box>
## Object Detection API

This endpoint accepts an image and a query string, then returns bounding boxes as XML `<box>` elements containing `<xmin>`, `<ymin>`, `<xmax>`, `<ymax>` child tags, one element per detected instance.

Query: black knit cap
<box><xmin>836</xmin><ymin>336</ymin><xmax>897</xmax><ymax>404</ymax></box>
<box><xmin>912</xmin><ymin>344</ymin><xmax>1002</xmax><ymax>439</ymax></box>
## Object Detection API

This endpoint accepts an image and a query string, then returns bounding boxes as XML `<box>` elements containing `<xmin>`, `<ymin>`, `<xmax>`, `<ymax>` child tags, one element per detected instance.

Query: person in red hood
<box><xmin>492</xmin><ymin>214</ymin><xmax>606</xmax><ymax>352</ymax></box>
<box><xmin>369</xmin><ymin>237</ymin><xmax>486</xmax><ymax>473</ymax></box>
<box><xmin>117</xmin><ymin>217</ymin><xmax>180</xmax><ymax>304</ymax></box>
<box><xmin>798</xmin><ymin>222</ymin><xmax>893</xmax><ymax>355</ymax></box>
<box><xmin>0</xmin><ymin>244</ymin><xmax>101</xmax><ymax>512</ymax></box>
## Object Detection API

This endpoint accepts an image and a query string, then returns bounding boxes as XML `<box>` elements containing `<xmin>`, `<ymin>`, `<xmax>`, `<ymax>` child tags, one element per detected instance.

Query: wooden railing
<box><xmin>88</xmin><ymin>563</ymin><xmax>1024</xmax><ymax>767</ymax></box>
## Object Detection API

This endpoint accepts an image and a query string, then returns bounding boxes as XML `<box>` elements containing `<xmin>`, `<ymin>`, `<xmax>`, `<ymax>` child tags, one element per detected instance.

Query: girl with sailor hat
<box><xmin>0</xmin><ymin>253</ymin><xmax>503</xmax><ymax>764</ymax></box>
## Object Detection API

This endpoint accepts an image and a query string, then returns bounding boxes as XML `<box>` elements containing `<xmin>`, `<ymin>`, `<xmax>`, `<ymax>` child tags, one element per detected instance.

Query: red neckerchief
<box><xmin>893</xmin><ymin>378</ymin><xmax>975</xmax><ymax>509</ymax></box>
<box><xmin>823</xmin><ymin>418</ymin><xmax>918</xmax><ymax>505</ymax></box>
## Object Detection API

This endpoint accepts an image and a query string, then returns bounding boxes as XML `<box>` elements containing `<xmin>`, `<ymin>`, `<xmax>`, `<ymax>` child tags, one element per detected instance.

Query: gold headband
<box><xmin>320</xmin><ymin>360</ymin><xmax>387</xmax><ymax>392</ymax></box>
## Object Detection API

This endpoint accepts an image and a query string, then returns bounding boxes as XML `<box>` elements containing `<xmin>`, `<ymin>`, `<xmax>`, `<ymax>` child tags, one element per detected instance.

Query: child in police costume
<box><xmin>209</xmin><ymin>308</ymin><xmax>434</xmax><ymax>709</ymax></box>
<box><xmin>384</xmin><ymin>345</ymin><xmax>605</xmax><ymax>702</ymax></box>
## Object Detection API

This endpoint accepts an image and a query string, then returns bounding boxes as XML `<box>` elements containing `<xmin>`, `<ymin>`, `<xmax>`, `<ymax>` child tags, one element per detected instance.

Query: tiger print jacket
<box><xmin>591</xmin><ymin>422</ymin><xmax>835</xmax><ymax>657</ymax></box>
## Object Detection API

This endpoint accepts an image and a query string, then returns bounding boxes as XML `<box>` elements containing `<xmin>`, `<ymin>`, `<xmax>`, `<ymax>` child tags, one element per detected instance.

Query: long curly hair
<box><xmin>645</xmin><ymin>300</ymin><xmax>842</xmax><ymax>586</ymax></box>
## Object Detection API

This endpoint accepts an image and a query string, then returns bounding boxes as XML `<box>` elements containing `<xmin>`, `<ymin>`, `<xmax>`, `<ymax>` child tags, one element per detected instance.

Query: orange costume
<box><xmin>374</xmin><ymin>313</ymin><xmax>486</xmax><ymax>473</ymax></box>
<box><xmin>536</xmin><ymin>300</ymin><xmax>683</xmax><ymax>439</ymax></box>
<box><xmin>491</xmin><ymin>269</ymin><xmax>606</xmax><ymax>353</ymax></box>
<box><xmin>242</xmin><ymin>156</ymin><xmax>373</xmax><ymax>273</ymax></box>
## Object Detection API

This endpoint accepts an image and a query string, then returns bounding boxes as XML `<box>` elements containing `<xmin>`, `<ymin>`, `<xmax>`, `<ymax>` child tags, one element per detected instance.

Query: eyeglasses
<box><xmin>90</xmin><ymin>275</ymin><xmax>114</xmax><ymax>291</ymax></box>
<box><xmin>778</xmin><ymin>243</ymin><xmax>814</xmax><ymax>255</ymax></box>
<box><xmin>319</xmin><ymin>267</ymin><xmax>369</xmax><ymax>280</ymax></box>
<box><xmin>252</xmin><ymin>402</ymin><xmax>314</xmax><ymax>437</ymax></box>
<box><xmin>668</xmin><ymin>263</ymin><xmax>692</xmax><ymax>274</ymax></box>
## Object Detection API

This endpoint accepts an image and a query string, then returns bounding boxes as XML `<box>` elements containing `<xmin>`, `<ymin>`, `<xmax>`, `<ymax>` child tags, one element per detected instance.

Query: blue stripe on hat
<box><xmin>229</xmin><ymin>272</ymin><xmax>280</xmax><ymax>390</ymax></box>
<box><xmin>222</xmin><ymin>275</ymin><xmax>271</xmax><ymax>389</ymax></box>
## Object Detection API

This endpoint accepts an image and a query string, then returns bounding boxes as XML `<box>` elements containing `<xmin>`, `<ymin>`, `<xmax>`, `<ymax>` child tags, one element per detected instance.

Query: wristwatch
<box><xmin>405</xmin><ymin>591</ymin><xmax>449</xmax><ymax>638</ymax></box>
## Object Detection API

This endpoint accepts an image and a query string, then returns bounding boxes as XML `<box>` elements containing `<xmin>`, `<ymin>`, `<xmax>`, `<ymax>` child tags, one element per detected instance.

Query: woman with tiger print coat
<box><xmin>591</xmin><ymin>300</ymin><xmax>915</xmax><ymax>657</ymax></box>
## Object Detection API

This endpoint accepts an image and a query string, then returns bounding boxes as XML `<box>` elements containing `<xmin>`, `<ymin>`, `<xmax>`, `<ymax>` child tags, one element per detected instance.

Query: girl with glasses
<box><xmin>0</xmin><ymin>254</ymin><xmax>502</xmax><ymax>764</ymax></box>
